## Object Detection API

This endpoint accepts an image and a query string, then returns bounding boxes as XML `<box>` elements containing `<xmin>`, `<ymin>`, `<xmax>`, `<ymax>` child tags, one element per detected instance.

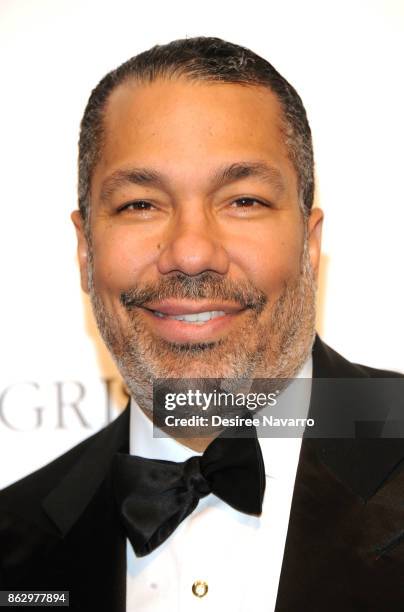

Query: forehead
<box><xmin>94</xmin><ymin>77</ymin><xmax>296</xmax><ymax>191</ymax></box>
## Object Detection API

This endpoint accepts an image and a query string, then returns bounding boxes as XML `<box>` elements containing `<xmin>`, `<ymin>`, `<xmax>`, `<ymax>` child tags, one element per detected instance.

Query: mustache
<box><xmin>120</xmin><ymin>272</ymin><xmax>268</xmax><ymax>314</ymax></box>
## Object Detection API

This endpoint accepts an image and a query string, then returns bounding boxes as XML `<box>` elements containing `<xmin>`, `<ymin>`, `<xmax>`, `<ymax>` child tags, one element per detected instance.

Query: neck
<box><xmin>176</xmin><ymin>435</ymin><xmax>217</xmax><ymax>453</ymax></box>
<box><xmin>137</xmin><ymin>403</ymin><xmax>218</xmax><ymax>452</ymax></box>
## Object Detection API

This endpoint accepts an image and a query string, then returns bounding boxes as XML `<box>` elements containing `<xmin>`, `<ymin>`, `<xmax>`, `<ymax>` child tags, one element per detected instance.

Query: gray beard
<box><xmin>87</xmin><ymin>238</ymin><xmax>317</xmax><ymax>425</ymax></box>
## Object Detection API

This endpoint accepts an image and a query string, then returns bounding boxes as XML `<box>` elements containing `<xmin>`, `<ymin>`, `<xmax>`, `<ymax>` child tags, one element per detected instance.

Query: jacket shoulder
<box><xmin>313</xmin><ymin>335</ymin><xmax>404</xmax><ymax>379</ymax></box>
<box><xmin>0</xmin><ymin>408</ymin><xmax>129</xmax><ymax>513</ymax></box>
<box><xmin>355</xmin><ymin>362</ymin><xmax>404</xmax><ymax>378</ymax></box>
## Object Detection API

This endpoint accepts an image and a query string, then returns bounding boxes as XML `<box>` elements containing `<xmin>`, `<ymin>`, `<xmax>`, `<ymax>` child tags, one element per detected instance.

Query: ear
<box><xmin>307</xmin><ymin>207</ymin><xmax>323</xmax><ymax>280</ymax></box>
<box><xmin>71</xmin><ymin>210</ymin><xmax>90</xmax><ymax>294</ymax></box>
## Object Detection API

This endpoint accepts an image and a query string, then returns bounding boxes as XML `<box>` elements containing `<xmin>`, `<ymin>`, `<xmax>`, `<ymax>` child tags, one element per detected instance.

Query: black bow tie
<box><xmin>112</xmin><ymin>428</ymin><xmax>266</xmax><ymax>557</ymax></box>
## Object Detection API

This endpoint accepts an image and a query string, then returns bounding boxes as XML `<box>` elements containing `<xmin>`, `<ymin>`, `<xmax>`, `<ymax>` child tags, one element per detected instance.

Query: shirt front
<box><xmin>126</xmin><ymin>359</ymin><xmax>312</xmax><ymax>612</ymax></box>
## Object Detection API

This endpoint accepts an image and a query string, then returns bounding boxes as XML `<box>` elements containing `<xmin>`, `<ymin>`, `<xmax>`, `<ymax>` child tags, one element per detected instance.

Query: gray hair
<box><xmin>78</xmin><ymin>37</ymin><xmax>315</xmax><ymax>228</ymax></box>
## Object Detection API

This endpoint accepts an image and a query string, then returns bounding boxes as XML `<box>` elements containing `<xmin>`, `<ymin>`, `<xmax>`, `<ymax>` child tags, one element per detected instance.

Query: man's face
<box><xmin>72</xmin><ymin>78</ymin><xmax>322</xmax><ymax>406</ymax></box>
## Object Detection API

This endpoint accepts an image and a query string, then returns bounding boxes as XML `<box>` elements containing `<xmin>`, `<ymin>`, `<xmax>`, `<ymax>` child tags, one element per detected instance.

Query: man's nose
<box><xmin>156</xmin><ymin>212</ymin><xmax>230</xmax><ymax>277</ymax></box>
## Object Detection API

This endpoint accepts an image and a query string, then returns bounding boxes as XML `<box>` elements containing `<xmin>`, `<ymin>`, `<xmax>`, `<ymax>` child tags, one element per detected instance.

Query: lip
<box><xmin>143</xmin><ymin>300</ymin><xmax>245</xmax><ymax>316</ymax></box>
<box><xmin>140</xmin><ymin>301</ymin><xmax>247</xmax><ymax>343</ymax></box>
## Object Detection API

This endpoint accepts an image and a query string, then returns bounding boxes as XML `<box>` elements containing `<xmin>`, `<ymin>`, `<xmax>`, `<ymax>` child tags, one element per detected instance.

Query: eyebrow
<box><xmin>99</xmin><ymin>161</ymin><xmax>285</xmax><ymax>202</ymax></box>
<box><xmin>213</xmin><ymin>161</ymin><xmax>285</xmax><ymax>194</ymax></box>
<box><xmin>100</xmin><ymin>168</ymin><xmax>163</xmax><ymax>201</ymax></box>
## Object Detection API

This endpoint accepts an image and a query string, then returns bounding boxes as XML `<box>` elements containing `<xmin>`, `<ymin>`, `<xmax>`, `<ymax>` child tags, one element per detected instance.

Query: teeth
<box><xmin>153</xmin><ymin>310</ymin><xmax>225</xmax><ymax>323</ymax></box>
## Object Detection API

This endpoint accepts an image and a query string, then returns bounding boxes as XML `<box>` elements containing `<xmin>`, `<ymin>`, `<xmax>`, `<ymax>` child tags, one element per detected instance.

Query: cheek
<box><xmin>228</xmin><ymin>225</ymin><xmax>304</xmax><ymax>296</ymax></box>
<box><xmin>91</xmin><ymin>228</ymin><xmax>156</xmax><ymax>296</ymax></box>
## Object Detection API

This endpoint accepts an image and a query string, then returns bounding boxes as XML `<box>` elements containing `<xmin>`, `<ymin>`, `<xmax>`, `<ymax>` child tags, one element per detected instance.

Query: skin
<box><xmin>72</xmin><ymin>77</ymin><xmax>323</xmax><ymax>451</ymax></box>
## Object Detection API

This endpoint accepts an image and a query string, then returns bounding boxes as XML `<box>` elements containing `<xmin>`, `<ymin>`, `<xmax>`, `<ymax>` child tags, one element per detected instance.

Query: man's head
<box><xmin>77</xmin><ymin>37</ymin><xmax>315</xmax><ymax>226</ymax></box>
<box><xmin>72</xmin><ymin>37</ymin><xmax>323</xmax><ymax>414</ymax></box>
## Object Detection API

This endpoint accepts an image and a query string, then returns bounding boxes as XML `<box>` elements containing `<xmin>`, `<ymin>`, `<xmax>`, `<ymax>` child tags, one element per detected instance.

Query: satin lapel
<box><xmin>1</xmin><ymin>407</ymin><xmax>130</xmax><ymax>610</ymax></box>
<box><xmin>40</xmin><ymin>407</ymin><xmax>130</xmax><ymax>612</ymax></box>
<box><xmin>309</xmin><ymin>336</ymin><xmax>404</xmax><ymax>499</ymax></box>
<box><xmin>42</xmin><ymin>406</ymin><xmax>130</xmax><ymax>535</ymax></box>
<box><xmin>275</xmin><ymin>337</ymin><xmax>404</xmax><ymax>611</ymax></box>
<box><xmin>55</xmin><ymin>464</ymin><xmax>127</xmax><ymax>612</ymax></box>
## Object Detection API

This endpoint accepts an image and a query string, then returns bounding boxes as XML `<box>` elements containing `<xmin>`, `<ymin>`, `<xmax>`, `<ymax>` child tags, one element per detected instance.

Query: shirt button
<box><xmin>192</xmin><ymin>580</ymin><xmax>209</xmax><ymax>598</ymax></box>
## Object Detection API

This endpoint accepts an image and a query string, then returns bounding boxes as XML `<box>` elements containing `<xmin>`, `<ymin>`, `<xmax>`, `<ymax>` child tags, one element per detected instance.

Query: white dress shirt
<box><xmin>126</xmin><ymin>359</ymin><xmax>312</xmax><ymax>612</ymax></box>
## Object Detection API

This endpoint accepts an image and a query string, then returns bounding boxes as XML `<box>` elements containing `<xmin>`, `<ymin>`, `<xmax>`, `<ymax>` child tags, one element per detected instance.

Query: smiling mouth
<box><xmin>138</xmin><ymin>301</ymin><xmax>248</xmax><ymax>343</ymax></box>
<box><xmin>150</xmin><ymin>309</ymin><xmax>226</xmax><ymax>325</ymax></box>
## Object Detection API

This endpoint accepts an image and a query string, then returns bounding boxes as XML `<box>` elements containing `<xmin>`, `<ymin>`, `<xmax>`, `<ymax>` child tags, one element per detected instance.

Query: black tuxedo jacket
<box><xmin>1</xmin><ymin>336</ymin><xmax>404</xmax><ymax>611</ymax></box>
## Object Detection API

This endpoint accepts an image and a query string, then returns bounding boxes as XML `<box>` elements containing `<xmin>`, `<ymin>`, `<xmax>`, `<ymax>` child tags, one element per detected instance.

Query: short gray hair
<box><xmin>78</xmin><ymin>37</ymin><xmax>315</xmax><ymax>226</ymax></box>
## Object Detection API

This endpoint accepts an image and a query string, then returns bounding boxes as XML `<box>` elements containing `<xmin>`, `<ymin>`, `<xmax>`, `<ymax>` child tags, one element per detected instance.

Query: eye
<box><xmin>230</xmin><ymin>197</ymin><xmax>270</xmax><ymax>209</ymax></box>
<box><xmin>117</xmin><ymin>200</ymin><xmax>154</xmax><ymax>212</ymax></box>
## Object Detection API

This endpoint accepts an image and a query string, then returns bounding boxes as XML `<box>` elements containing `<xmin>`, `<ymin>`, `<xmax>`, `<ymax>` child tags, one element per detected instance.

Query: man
<box><xmin>1</xmin><ymin>37</ymin><xmax>403</xmax><ymax>611</ymax></box>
